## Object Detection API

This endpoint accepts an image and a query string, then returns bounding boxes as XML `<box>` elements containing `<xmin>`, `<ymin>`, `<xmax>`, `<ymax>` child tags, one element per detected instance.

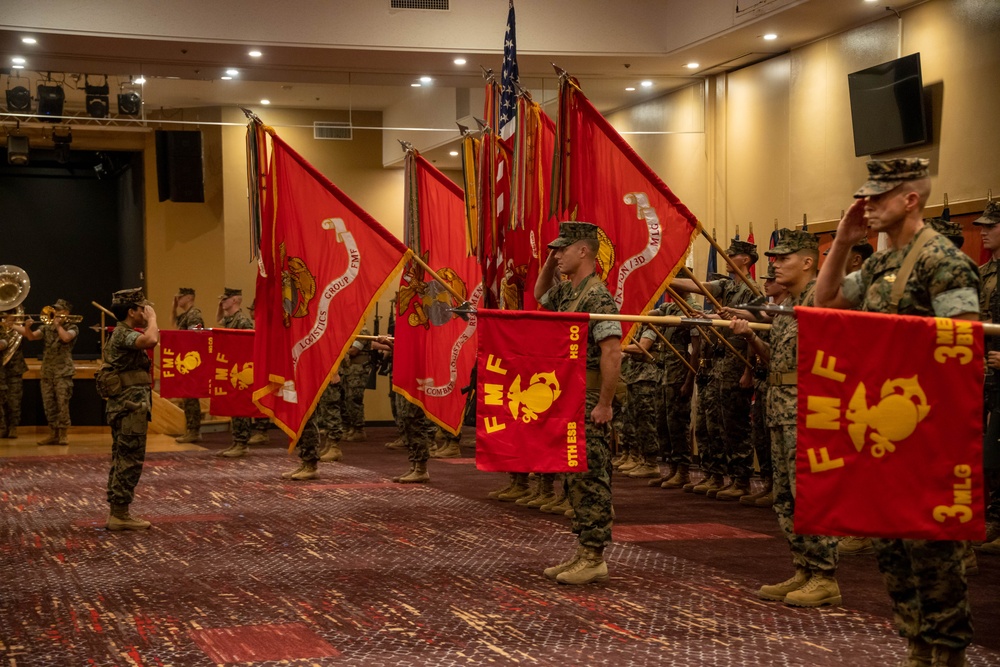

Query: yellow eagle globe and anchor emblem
<box><xmin>846</xmin><ymin>375</ymin><xmax>930</xmax><ymax>457</ymax></box>
<box><xmin>175</xmin><ymin>351</ymin><xmax>202</xmax><ymax>375</ymax></box>
<box><xmin>507</xmin><ymin>371</ymin><xmax>562</xmax><ymax>423</ymax></box>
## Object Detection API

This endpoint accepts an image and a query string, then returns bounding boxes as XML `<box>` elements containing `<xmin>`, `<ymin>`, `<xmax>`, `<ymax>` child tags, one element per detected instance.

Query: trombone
<box><xmin>5</xmin><ymin>305</ymin><xmax>84</xmax><ymax>325</ymax></box>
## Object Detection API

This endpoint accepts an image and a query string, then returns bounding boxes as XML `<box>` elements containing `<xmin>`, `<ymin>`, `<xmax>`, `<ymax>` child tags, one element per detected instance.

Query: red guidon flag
<box><xmin>252</xmin><ymin>130</ymin><xmax>410</xmax><ymax>439</ymax></box>
<box><xmin>394</xmin><ymin>152</ymin><xmax>482</xmax><ymax>434</ymax></box>
<box><xmin>555</xmin><ymin>79</ymin><xmax>699</xmax><ymax>326</ymax></box>
<box><xmin>795</xmin><ymin>307</ymin><xmax>985</xmax><ymax>540</ymax></box>
<box><xmin>159</xmin><ymin>330</ymin><xmax>211</xmax><ymax>399</ymax></box>
<box><xmin>209</xmin><ymin>329</ymin><xmax>263</xmax><ymax>418</ymax></box>
<box><xmin>476</xmin><ymin>309</ymin><xmax>588</xmax><ymax>473</ymax></box>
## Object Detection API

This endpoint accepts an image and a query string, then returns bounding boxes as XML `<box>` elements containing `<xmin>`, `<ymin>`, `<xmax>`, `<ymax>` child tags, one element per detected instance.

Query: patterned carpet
<box><xmin>3</xmin><ymin>439</ymin><xmax>1000</xmax><ymax>666</ymax></box>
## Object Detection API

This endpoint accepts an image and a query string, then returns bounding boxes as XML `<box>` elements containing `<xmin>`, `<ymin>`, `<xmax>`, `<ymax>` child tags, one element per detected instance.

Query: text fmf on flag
<box><xmin>209</xmin><ymin>328</ymin><xmax>264</xmax><ymax>418</ymax></box>
<box><xmin>159</xmin><ymin>330</ymin><xmax>211</xmax><ymax>399</ymax></box>
<box><xmin>476</xmin><ymin>309</ymin><xmax>588</xmax><ymax>473</ymax></box>
<box><xmin>795</xmin><ymin>306</ymin><xmax>985</xmax><ymax>541</ymax></box>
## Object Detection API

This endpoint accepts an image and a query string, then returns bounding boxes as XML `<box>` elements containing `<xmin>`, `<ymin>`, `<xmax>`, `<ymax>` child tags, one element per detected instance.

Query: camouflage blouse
<box><xmin>765</xmin><ymin>280</ymin><xmax>815</xmax><ymax>427</ymax></box>
<box><xmin>979</xmin><ymin>259</ymin><xmax>997</xmax><ymax>322</ymax></box>
<box><xmin>842</xmin><ymin>231</ymin><xmax>980</xmax><ymax>317</ymax></box>
<box><xmin>103</xmin><ymin>322</ymin><xmax>151</xmax><ymax>415</ymax></box>
<box><xmin>705</xmin><ymin>278</ymin><xmax>754</xmax><ymax>383</ymax></box>
<box><xmin>539</xmin><ymin>272</ymin><xmax>621</xmax><ymax>372</ymax></box>
<box><xmin>647</xmin><ymin>302</ymin><xmax>693</xmax><ymax>385</ymax></box>
<box><xmin>221</xmin><ymin>309</ymin><xmax>253</xmax><ymax>330</ymax></box>
<box><xmin>39</xmin><ymin>323</ymin><xmax>79</xmax><ymax>378</ymax></box>
<box><xmin>176</xmin><ymin>306</ymin><xmax>204</xmax><ymax>330</ymax></box>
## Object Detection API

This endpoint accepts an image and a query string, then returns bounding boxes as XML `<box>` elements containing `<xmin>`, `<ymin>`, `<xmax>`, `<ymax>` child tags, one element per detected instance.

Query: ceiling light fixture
<box><xmin>7</xmin><ymin>131</ymin><xmax>29</xmax><ymax>165</ymax></box>
<box><xmin>685</xmin><ymin>62</ymin><xmax>699</xmax><ymax>69</ymax></box>
<box><xmin>641</xmin><ymin>80</ymin><xmax>653</xmax><ymax>88</ymax></box>
<box><xmin>249</xmin><ymin>50</ymin><xmax>262</xmax><ymax>57</ymax></box>
<box><xmin>11</xmin><ymin>65</ymin><xmax>24</xmax><ymax>70</ymax></box>
<box><xmin>260</xmin><ymin>99</ymin><xmax>270</xmax><ymax>105</ymax></box>
<box><xmin>117</xmin><ymin>81</ymin><xmax>142</xmax><ymax>116</ymax></box>
<box><xmin>449</xmin><ymin>150</ymin><xmax>459</xmax><ymax>156</ymax></box>
<box><xmin>12</xmin><ymin>57</ymin><xmax>25</xmax><ymax>65</ymax></box>
<box><xmin>85</xmin><ymin>75</ymin><xmax>110</xmax><ymax>118</ymax></box>
<box><xmin>419</xmin><ymin>76</ymin><xmax>432</xmax><ymax>83</ymax></box>
<box><xmin>134</xmin><ymin>76</ymin><xmax>146</xmax><ymax>85</ymax></box>
<box><xmin>5</xmin><ymin>81</ymin><xmax>31</xmax><ymax>113</ymax></box>
<box><xmin>221</xmin><ymin>76</ymin><xmax>233</xmax><ymax>80</ymax></box>
<box><xmin>625</xmin><ymin>87</ymin><xmax>636</xmax><ymax>91</ymax></box>
<box><xmin>226</xmin><ymin>69</ymin><xmax>239</xmax><ymax>76</ymax></box>
<box><xmin>763</xmin><ymin>33</ymin><xmax>778</xmax><ymax>40</ymax></box>
<box><xmin>36</xmin><ymin>81</ymin><xmax>65</xmax><ymax>119</ymax></box>
<box><xmin>411</xmin><ymin>83</ymin><xmax>422</xmax><ymax>87</ymax></box>
<box><xmin>21</xmin><ymin>37</ymin><xmax>36</xmax><ymax>45</ymax></box>
<box><xmin>453</xmin><ymin>58</ymin><xmax>466</xmax><ymax>65</ymax></box>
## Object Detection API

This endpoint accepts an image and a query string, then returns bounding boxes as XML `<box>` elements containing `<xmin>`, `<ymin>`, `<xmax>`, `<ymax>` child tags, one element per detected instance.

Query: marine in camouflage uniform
<box><xmin>620</xmin><ymin>323</ymin><xmax>666</xmax><ymax>479</ymax></box>
<box><xmin>282</xmin><ymin>378</ymin><xmax>347</xmax><ymax>479</ymax></box>
<box><xmin>172</xmin><ymin>288</ymin><xmax>205</xmax><ymax>443</ymax></box>
<box><xmin>342</xmin><ymin>328</ymin><xmax>372</xmax><ymax>440</ymax></box>
<box><xmin>103</xmin><ymin>288</ymin><xmax>158</xmax><ymax>531</ymax></box>
<box><xmin>687</xmin><ymin>329</ymin><xmax>721</xmax><ymax>492</ymax></box>
<box><xmin>0</xmin><ymin>331</ymin><xmax>28</xmax><ymax>438</ymax></box>
<box><xmin>393</xmin><ymin>391</ymin><xmax>437</xmax><ymax>480</ymax></box>
<box><xmin>537</xmin><ymin>222</ymin><xmax>622</xmax><ymax>586</ymax></box>
<box><xmin>818</xmin><ymin>158</ymin><xmax>978</xmax><ymax>666</ymax></box>
<box><xmin>649</xmin><ymin>300</ymin><xmax>694</xmax><ymax>488</ymax></box>
<box><xmin>17</xmin><ymin>299</ymin><xmax>79</xmax><ymax>445</ymax></box>
<box><xmin>745</xmin><ymin>230</ymin><xmax>841</xmax><ymax>607</ymax></box>
<box><xmin>216</xmin><ymin>288</ymin><xmax>259</xmax><ymax>457</ymax></box>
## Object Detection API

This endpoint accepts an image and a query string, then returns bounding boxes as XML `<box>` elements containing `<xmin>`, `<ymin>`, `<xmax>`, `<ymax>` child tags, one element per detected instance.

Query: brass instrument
<box><xmin>39</xmin><ymin>305</ymin><xmax>83</xmax><ymax>325</ymax></box>
<box><xmin>0</xmin><ymin>265</ymin><xmax>30</xmax><ymax>366</ymax></box>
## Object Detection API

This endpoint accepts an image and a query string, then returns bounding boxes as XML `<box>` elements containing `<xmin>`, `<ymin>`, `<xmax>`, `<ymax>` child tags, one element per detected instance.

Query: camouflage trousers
<box><xmin>565</xmin><ymin>390</ymin><xmax>613</xmax><ymax>549</ymax></box>
<box><xmin>231</xmin><ymin>417</ymin><xmax>252</xmax><ymax>444</ymax></box>
<box><xmin>41</xmin><ymin>375</ymin><xmax>73</xmax><ymax>428</ymax></box>
<box><xmin>315</xmin><ymin>382</ymin><xmax>345</xmax><ymax>442</ymax></box>
<box><xmin>695</xmin><ymin>377</ymin><xmax>725</xmax><ymax>475</ymax></box>
<box><xmin>395</xmin><ymin>392</ymin><xmax>435</xmax><ymax>463</ymax></box>
<box><xmin>625</xmin><ymin>380</ymin><xmax>662</xmax><ymax>458</ymax></box>
<box><xmin>106</xmin><ymin>406</ymin><xmax>148</xmax><ymax>506</ymax></box>
<box><xmin>751</xmin><ymin>379</ymin><xmax>772</xmax><ymax>477</ymax></box>
<box><xmin>295</xmin><ymin>414</ymin><xmax>323</xmax><ymax>464</ymax></box>
<box><xmin>342</xmin><ymin>367</ymin><xmax>368</xmax><ymax>430</ymax></box>
<box><xmin>872</xmin><ymin>538</ymin><xmax>972</xmax><ymax>649</ymax></box>
<box><xmin>182</xmin><ymin>398</ymin><xmax>201</xmax><ymax>432</ymax></box>
<box><xmin>0</xmin><ymin>370</ymin><xmax>23</xmax><ymax>431</ymax></box>
<box><xmin>660</xmin><ymin>382</ymin><xmax>692</xmax><ymax>465</ymax></box>
<box><xmin>983</xmin><ymin>404</ymin><xmax>1000</xmax><ymax>523</ymax></box>
<box><xmin>770</xmin><ymin>424</ymin><xmax>839</xmax><ymax>574</ymax></box>
<box><xmin>707</xmin><ymin>380</ymin><xmax>753</xmax><ymax>479</ymax></box>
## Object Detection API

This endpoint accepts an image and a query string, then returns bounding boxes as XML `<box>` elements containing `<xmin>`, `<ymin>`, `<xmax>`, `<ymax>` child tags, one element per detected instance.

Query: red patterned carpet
<box><xmin>3</xmin><ymin>427</ymin><xmax>1000</xmax><ymax>666</ymax></box>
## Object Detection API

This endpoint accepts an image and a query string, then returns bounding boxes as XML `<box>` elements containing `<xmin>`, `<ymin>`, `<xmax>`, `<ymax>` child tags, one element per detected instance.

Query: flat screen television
<box><xmin>848</xmin><ymin>53</ymin><xmax>929</xmax><ymax>157</ymax></box>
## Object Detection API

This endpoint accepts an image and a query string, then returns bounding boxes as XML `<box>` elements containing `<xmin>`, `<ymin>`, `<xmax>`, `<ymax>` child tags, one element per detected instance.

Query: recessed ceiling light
<box><xmin>763</xmin><ymin>33</ymin><xmax>778</xmax><ymax>40</ymax></box>
<box><xmin>453</xmin><ymin>58</ymin><xmax>466</xmax><ymax>65</ymax></box>
<box><xmin>625</xmin><ymin>86</ymin><xmax>636</xmax><ymax>91</ymax></box>
<box><xmin>248</xmin><ymin>50</ymin><xmax>262</xmax><ymax>57</ymax></box>
<box><xmin>221</xmin><ymin>76</ymin><xmax>233</xmax><ymax>80</ymax></box>
<box><xmin>411</xmin><ymin>83</ymin><xmax>422</xmax><ymax>87</ymax></box>
<box><xmin>21</xmin><ymin>37</ymin><xmax>36</xmax><ymax>45</ymax></box>
<box><xmin>449</xmin><ymin>150</ymin><xmax>459</xmax><ymax>156</ymax></box>
<box><xmin>12</xmin><ymin>57</ymin><xmax>25</xmax><ymax>64</ymax></box>
<box><xmin>260</xmin><ymin>99</ymin><xmax>270</xmax><ymax>105</ymax></box>
<box><xmin>865</xmin><ymin>0</ymin><xmax>878</xmax><ymax>3</ymax></box>
<box><xmin>685</xmin><ymin>62</ymin><xmax>699</xmax><ymax>69</ymax></box>
<box><xmin>419</xmin><ymin>76</ymin><xmax>432</xmax><ymax>83</ymax></box>
<box><xmin>12</xmin><ymin>65</ymin><xmax>24</xmax><ymax>70</ymax></box>
<box><xmin>135</xmin><ymin>77</ymin><xmax>146</xmax><ymax>85</ymax></box>
<box><xmin>641</xmin><ymin>80</ymin><xmax>653</xmax><ymax>88</ymax></box>
<box><xmin>226</xmin><ymin>69</ymin><xmax>239</xmax><ymax>76</ymax></box>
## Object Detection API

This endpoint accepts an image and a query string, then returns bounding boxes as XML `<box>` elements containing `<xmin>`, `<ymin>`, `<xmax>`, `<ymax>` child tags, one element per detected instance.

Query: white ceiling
<box><xmin>0</xmin><ymin>0</ymin><xmax>923</xmax><ymax>169</ymax></box>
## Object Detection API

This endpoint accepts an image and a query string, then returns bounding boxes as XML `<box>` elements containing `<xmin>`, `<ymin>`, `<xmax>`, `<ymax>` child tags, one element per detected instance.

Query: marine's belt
<box><xmin>768</xmin><ymin>370</ymin><xmax>796</xmax><ymax>386</ymax></box>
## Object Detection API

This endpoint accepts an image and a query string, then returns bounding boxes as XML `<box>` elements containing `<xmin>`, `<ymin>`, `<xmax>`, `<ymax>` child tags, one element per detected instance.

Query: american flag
<box><xmin>499</xmin><ymin>0</ymin><xmax>518</xmax><ymax>140</ymax></box>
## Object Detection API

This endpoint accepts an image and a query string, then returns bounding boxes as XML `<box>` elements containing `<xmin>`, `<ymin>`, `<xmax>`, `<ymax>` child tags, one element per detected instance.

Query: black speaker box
<box><xmin>155</xmin><ymin>130</ymin><xmax>205</xmax><ymax>203</ymax></box>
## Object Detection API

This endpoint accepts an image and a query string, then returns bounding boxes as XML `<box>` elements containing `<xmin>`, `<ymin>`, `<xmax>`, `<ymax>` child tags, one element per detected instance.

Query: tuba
<box><xmin>0</xmin><ymin>265</ymin><xmax>30</xmax><ymax>366</ymax></box>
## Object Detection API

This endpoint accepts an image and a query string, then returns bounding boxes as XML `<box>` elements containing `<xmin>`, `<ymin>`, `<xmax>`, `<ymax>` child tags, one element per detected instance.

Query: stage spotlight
<box><xmin>7</xmin><ymin>133</ymin><xmax>29</xmax><ymax>165</ymax></box>
<box><xmin>37</xmin><ymin>83</ymin><xmax>65</xmax><ymax>119</ymax></box>
<box><xmin>5</xmin><ymin>85</ymin><xmax>31</xmax><ymax>112</ymax></box>
<box><xmin>85</xmin><ymin>76</ymin><xmax>110</xmax><ymax>118</ymax></box>
<box><xmin>52</xmin><ymin>128</ymin><xmax>72</xmax><ymax>164</ymax></box>
<box><xmin>117</xmin><ymin>83</ymin><xmax>141</xmax><ymax>116</ymax></box>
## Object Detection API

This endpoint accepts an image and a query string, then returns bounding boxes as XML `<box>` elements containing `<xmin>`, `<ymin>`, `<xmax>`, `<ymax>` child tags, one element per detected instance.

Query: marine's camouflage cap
<box><xmin>177</xmin><ymin>287</ymin><xmax>195</xmax><ymax>296</ymax></box>
<box><xmin>219</xmin><ymin>287</ymin><xmax>242</xmax><ymax>299</ymax></box>
<box><xmin>973</xmin><ymin>201</ymin><xmax>1000</xmax><ymax>227</ymax></box>
<box><xmin>726</xmin><ymin>239</ymin><xmax>758</xmax><ymax>261</ymax></box>
<box><xmin>764</xmin><ymin>262</ymin><xmax>776</xmax><ymax>280</ymax></box>
<box><xmin>765</xmin><ymin>229</ymin><xmax>819</xmax><ymax>257</ymax></box>
<box><xmin>50</xmin><ymin>298</ymin><xmax>72</xmax><ymax>312</ymax></box>
<box><xmin>853</xmin><ymin>157</ymin><xmax>930</xmax><ymax>198</ymax></box>
<box><xmin>111</xmin><ymin>288</ymin><xmax>151</xmax><ymax>308</ymax></box>
<box><xmin>547</xmin><ymin>221</ymin><xmax>600</xmax><ymax>249</ymax></box>
<box><xmin>708</xmin><ymin>272</ymin><xmax>730</xmax><ymax>282</ymax></box>
<box><xmin>924</xmin><ymin>217</ymin><xmax>962</xmax><ymax>237</ymax></box>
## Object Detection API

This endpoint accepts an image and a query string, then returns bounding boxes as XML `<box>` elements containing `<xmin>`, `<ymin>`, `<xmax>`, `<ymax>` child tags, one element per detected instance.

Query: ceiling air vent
<box><xmin>390</xmin><ymin>0</ymin><xmax>449</xmax><ymax>9</ymax></box>
<box><xmin>314</xmin><ymin>121</ymin><xmax>352</xmax><ymax>141</ymax></box>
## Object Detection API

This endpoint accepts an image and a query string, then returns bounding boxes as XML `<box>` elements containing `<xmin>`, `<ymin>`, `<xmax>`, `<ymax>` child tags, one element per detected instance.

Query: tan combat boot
<box><xmin>901</xmin><ymin>638</ymin><xmax>933</xmax><ymax>667</ymax></box>
<box><xmin>758</xmin><ymin>568</ymin><xmax>809</xmax><ymax>601</ymax></box>
<box><xmin>106</xmin><ymin>504</ymin><xmax>152</xmax><ymax>531</ymax></box>
<box><xmin>290</xmin><ymin>461</ymin><xmax>319</xmax><ymax>480</ymax></box>
<box><xmin>385</xmin><ymin>436</ymin><xmax>406</xmax><ymax>450</ymax></box>
<box><xmin>392</xmin><ymin>463</ymin><xmax>416</xmax><ymax>482</ymax></box>
<box><xmin>716</xmin><ymin>476</ymin><xmax>751</xmax><ymax>501</ymax></box>
<box><xmin>783</xmin><ymin>573</ymin><xmax>842</xmax><ymax>607</ymax></box>
<box><xmin>247</xmin><ymin>432</ymin><xmax>268</xmax><ymax>446</ymax></box>
<box><xmin>541</xmin><ymin>495</ymin><xmax>572</xmax><ymax>515</ymax></box>
<box><xmin>610</xmin><ymin>451</ymin><xmax>628</xmax><ymax>468</ymax></box>
<box><xmin>496</xmin><ymin>474</ymin><xmax>530</xmax><ymax>501</ymax></box>
<box><xmin>707</xmin><ymin>476</ymin><xmax>735</xmax><ymax>499</ymax></box>
<box><xmin>694</xmin><ymin>473</ymin><xmax>724</xmax><ymax>496</ymax></box>
<box><xmin>662</xmin><ymin>464</ymin><xmax>691</xmax><ymax>489</ymax></box>
<box><xmin>281</xmin><ymin>463</ymin><xmax>307</xmax><ymax>479</ymax></box>
<box><xmin>431</xmin><ymin>440</ymin><xmax>462</xmax><ymax>459</ymax></box>
<box><xmin>57</xmin><ymin>428</ymin><xmax>69</xmax><ymax>445</ymax></box>
<box><xmin>617</xmin><ymin>454</ymin><xmax>642</xmax><ymax>473</ymax></box>
<box><xmin>556</xmin><ymin>546</ymin><xmax>609</xmax><ymax>585</ymax></box>
<box><xmin>175</xmin><ymin>430</ymin><xmax>202</xmax><ymax>443</ymax></box>
<box><xmin>627</xmin><ymin>458</ymin><xmax>660</xmax><ymax>478</ymax></box>
<box><xmin>220</xmin><ymin>442</ymin><xmax>249</xmax><ymax>458</ymax></box>
<box><xmin>320</xmin><ymin>442</ymin><xmax>343</xmax><ymax>462</ymax></box>
<box><xmin>543</xmin><ymin>546</ymin><xmax>586</xmax><ymax>580</ymax></box>
<box><xmin>739</xmin><ymin>476</ymin><xmax>772</xmax><ymax>505</ymax></box>
<box><xmin>930</xmin><ymin>647</ymin><xmax>967</xmax><ymax>667</ymax></box>
<box><xmin>838</xmin><ymin>536</ymin><xmax>875</xmax><ymax>555</ymax></box>
<box><xmin>487</xmin><ymin>477</ymin><xmax>515</xmax><ymax>500</ymax></box>
<box><xmin>649</xmin><ymin>462</ymin><xmax>677</xmax><ymax>487</ymax></box>
<box><xmin>37</xmin><ymin>427</ymin><xmax>59</xmax><ymax>446</ymax></box>
<box><xmin>525</xmin><ymin>476</ymin><xmax>557</xmax><ymax>508</ymax></box>
<box><xmin>515</xmin><ymin>476</ymin><xmax>543</xmax><ymax>505</ymax></box>
<box><xmin>344</xmin><ymin>428</ymin><xmax>367</xmax><ymax>442</ymax></box>
<box><xmin>397</xmin><ymin>461</ymin><xmax>429</xmax><ymax>483</ymax></box>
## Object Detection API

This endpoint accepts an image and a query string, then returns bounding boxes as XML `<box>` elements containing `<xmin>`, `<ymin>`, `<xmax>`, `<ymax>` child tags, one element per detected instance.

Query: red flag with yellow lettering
<box><xmin>209</xmin><ymin>329</ymin><xmax>263</xmax><ymax>417</ymax></box>
<box><xmin>159</xmin><ymin>330</ymin><xmax>211</xmax><ymax>399</ymax></box>
<box><xmin>476</xmin><ymin>309</ymin><xmax>588</xmax><ymax>473</ymax></box>
<box><xmin>252</xmin><ymin>130</ymin><xmax>410</xmax><ymax>439</ymax></box>
<box><xmin>795</xmin><ymin>306</ymin><xmax>985</xmax><ymax>540</ymax></box>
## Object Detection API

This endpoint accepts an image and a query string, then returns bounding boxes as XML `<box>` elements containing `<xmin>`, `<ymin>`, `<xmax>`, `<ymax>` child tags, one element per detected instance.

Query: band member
<box><xmin>102</xmin><ymin>289</ymin><xmax>159</xmax><ymax>531</ymax></box>
<box><xmin>14</xmin><ymin>299</ymin><xmax>78</xmax><ymax>445</ymax></box>
<box><xmin>172</xmin><ymin>287</ymin><xmax>205</xmax><ymax>443</ymax></box>
<box><xmin>0</xmin><ymin>310</ymin><xmax>29</xmax><ymax>437</ymax></box>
